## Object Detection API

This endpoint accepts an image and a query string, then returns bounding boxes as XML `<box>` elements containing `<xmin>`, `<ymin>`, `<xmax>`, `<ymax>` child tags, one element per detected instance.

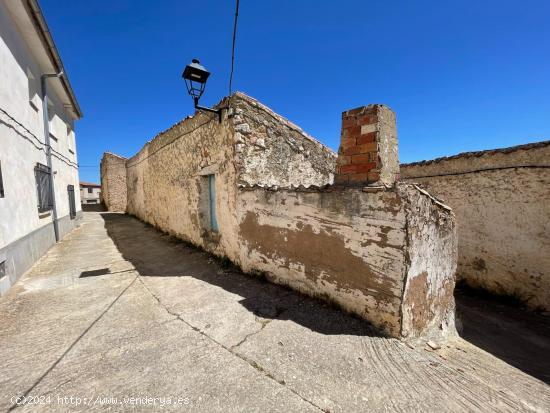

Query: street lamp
<box><xmin>182</xmin><ymin>59</ymin><xmax>222</xmax><ymax>121</ymax></box>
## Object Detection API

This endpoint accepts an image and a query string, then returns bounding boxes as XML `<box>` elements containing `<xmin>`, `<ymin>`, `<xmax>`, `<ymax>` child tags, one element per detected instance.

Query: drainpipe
<box><xmin>41</xmin><ymin>71</ymin><xmax>63</xmax><ymax>242</ymax></box>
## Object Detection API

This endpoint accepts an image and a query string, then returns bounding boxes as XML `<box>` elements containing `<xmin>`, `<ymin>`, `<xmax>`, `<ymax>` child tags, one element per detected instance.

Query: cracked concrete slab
<box><xmin>0</xmin><ymin>212</ymin><xmax>549</xmax><ymax>412</ymax></box>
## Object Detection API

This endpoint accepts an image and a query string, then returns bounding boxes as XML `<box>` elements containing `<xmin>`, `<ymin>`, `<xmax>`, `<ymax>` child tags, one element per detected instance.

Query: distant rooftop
<box><xmin>80</xmin><ymin>181</ymin><xmax>100</xmax><ymax>188</ymax></box>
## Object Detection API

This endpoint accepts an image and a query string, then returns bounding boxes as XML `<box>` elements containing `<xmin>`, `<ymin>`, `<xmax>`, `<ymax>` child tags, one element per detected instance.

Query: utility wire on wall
<box><xmin>228</xmin><ymin>0</ymin><xmax>240</xmax><ymax>95</ymax></box>
<box><xmin>0</xmin><ymin>106</ymin><xmax>79</xmax><ymax>169</ymax></box>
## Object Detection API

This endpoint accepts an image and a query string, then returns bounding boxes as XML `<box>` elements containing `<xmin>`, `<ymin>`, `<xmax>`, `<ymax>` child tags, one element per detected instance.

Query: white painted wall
<box><xmin>0</xmin><ymin>0</ymin><xmax>81</xmax><ymax>250</ymax></box>
<box><xmin>80</xmin><ymin>186</ymin><xmax>101</xmax><ymax>203</ymax></box>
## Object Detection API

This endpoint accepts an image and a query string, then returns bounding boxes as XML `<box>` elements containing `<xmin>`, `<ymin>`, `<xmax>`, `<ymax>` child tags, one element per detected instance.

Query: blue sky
<box><xmin>41</xmin><ymin>0</ymin><xmax>550</xmax><ymax>183</ymax></box>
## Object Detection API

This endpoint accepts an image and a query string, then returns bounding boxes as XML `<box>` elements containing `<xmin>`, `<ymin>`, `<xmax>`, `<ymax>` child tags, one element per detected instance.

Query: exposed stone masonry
<box><xmin>100</xmin><ymin>152</ymin><xmax>127</xmax><ymax>212</ymax></box>
<box><xmin>101</xmin><ymin>92</ymin><xmax>457</xmax><ymax>340</ymax></box>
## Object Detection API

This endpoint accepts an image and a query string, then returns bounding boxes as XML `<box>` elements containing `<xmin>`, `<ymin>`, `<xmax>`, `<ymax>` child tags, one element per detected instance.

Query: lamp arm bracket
<box><xmin>195</xmin><ymin>104</ymin><xmax>225</xmax><ymax>123</ymax></box>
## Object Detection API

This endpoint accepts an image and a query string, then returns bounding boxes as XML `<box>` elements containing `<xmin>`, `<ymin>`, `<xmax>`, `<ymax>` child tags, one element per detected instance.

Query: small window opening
<box><xmin>34</xmin><ymin>163</ymin><xmax>53</xmax><ymax>212</ymax></box>
<box><xmin>27</xmin><ymin>68</ymin><xmax>39</xmax><ymax>111</ymax></box>
<box><xmin>47</xmin><ymin>100</ymin><xmax>57</xmax><ymax>140</ymax></box>
<box><xmin>68</xmin><ymin>185</ymin><xmax>76</xmax><ymax>219</ymax></box>
<box><xmin>67</xmin><ymin>123</ymin><xmax>75</xmax><ymax>154</ymax></box>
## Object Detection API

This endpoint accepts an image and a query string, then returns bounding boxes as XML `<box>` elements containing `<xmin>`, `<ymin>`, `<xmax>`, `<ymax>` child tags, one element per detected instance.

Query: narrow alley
<box><xmin>0</xmin><ymin>211</ymin><xmax>549</xmax><ymax>412</ymax></box>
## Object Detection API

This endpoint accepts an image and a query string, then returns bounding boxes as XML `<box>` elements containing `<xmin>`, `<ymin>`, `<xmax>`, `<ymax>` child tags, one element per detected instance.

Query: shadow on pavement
<box><xmin>82</xmin><ymin>203</ymin><xmax>107</xmax><ymax>212</ymax></box>
<box><xmin>100</xmin><ymin>212</ymin><xmax>550</xmax><ymax>382</ymax></box>
<box><xmin>100</xmin><ymin>212</ymin><xmax>380</xmax><ymax>338</ymax></box>
<box><xmin>455</xmin><ymin>286</ymin><xmax>550</xmax><ymax>384</ymax></box>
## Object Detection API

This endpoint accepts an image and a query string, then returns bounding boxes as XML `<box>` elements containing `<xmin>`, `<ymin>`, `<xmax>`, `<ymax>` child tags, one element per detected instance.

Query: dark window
<box><xmin>35</xmin><ymin>163</ymin><xmax>53</xmax><ymax>212</ymax></box>
<box><xmin>87</xmin><ymin>187</ymin><xmax>93</xmax><ymax>194</ymax></box>
<box><xmin>0</xmin><ymin>161</ymin><xmax>4</xmax><ymax>198</ymax></box>
<box><xmin>68</xmin><ymin>185</ymin><xmax>76</xmax><ymax>219</ymax></box>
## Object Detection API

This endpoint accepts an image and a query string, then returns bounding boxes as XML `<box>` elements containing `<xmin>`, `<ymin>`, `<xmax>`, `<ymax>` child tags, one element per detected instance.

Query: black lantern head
<box><xmin>182</xmin><ymin>59</ymin><xmax>210</xmax><ymax>105</ymax></box>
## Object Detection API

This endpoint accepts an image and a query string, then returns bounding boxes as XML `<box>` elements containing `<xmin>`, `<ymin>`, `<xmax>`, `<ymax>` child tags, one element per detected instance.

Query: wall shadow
<box><xmin>82</xmin><ymin>203</ymin><xmax>106</xmax><ymax>212</ymax></box>
<box><xmin>455</xmin><ymin>286</ymin><xmax>550</xmax><ymax>384</ymax></box>
<box><xmin>100</xmin><ymin>213</ymin><xmax>550</xmax><ymax>381</ymax></box>
<box><xmin>100</xmin><ymin>212</ymin><xmax>381</xmax><ymax>338</ymax></box>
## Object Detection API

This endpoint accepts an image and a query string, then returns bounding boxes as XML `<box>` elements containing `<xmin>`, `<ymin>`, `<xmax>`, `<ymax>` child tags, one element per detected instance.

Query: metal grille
<box><xmin>35</xmin><ymin>163</ymin><xmax>52</xmax><ymax>212</ymax></box>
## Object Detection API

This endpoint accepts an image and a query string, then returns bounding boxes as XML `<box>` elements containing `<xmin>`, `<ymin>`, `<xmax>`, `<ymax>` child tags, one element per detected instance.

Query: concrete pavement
<box><xmin>0</xmin><ymin>212</ymin><xmax>549</xmax><ymax>412</ymax></box>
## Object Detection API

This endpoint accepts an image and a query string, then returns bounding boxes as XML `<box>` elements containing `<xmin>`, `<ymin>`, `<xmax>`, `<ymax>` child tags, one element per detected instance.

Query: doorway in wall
<box><xmin>67</xmin><ymin>185</ymin><xmax>76</xmax><ymax>219</ymax></box>
<box><xmin>207</xmin><ymin>174</ymin><xmax>218</xmax><ymax>232</ymax></box>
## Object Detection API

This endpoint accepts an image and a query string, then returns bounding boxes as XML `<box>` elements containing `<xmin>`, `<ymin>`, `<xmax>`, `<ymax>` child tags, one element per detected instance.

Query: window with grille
<box><xmin>87</xmin><ymin>187</ymin><xmax>93</xmax><ymax>194</ymax></box>
<box><xmin>34</xmin><ymin>163</ymin><xmax>53</xmax><ymax>212</ymax></box>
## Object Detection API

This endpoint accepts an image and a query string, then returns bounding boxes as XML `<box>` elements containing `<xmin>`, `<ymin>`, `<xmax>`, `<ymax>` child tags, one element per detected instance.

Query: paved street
<box><xmin>1</xmin><ymin>212</ymin><xmax>549</xmax><ymax>412</ymax></box>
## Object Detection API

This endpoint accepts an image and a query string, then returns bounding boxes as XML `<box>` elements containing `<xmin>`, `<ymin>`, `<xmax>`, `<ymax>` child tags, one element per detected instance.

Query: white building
<box><xmin>80</xmin><ymin>181</ymin><xmax>101</xmax><ymax>205</ymax></box>
<box><xmin>0</xmin><ymin>0</ymin><xmax>83</xmax><ymax>294</ymax></box>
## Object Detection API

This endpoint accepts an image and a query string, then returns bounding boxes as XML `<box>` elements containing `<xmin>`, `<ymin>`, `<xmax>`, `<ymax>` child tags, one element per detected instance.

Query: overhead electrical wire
<box><xmin>127</xmin><ymin>4</ymin><xmax>242</xmax><ymax>169</ymax></box>
<box><xmin>2</xmin><ymin>2</ymin><xmax>243</xmax><ymax>173</ymax></box>
<box><xmin>228</xmin><ymin>0</ymin><xmax>240</xmax><ymax>95</ymax></box>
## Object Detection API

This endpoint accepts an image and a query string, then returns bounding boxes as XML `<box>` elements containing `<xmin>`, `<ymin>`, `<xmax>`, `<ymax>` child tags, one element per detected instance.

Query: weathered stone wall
<box><xmin>100</xmin><ymin>153</ymin><xmax>127</xmax><ymax>212</ymax></box>
<box><xmin>235</xmin><ymin>184</ymin><xmax>456</xmax><ymax>339</ymax></box>
<box><xmin>125</xmin><ymin>107</ymin><xmax>236</xmax><ymax>253</ymax></box>
<box><xmin>124</xmin><ymin>93</ymin><xmax>336</xmax><ymax>256</ymax></box>
<box><xmin>103</xmin><ymin>93</ymin><xmax>458</xmax><ymax>339</ymax></box>
<box><xmin>231</xmin><ymin>94</ymin><xmax>337</xmax><ymax>188</ymax></box>
<box><xmin>401</xmin><ymin>141</ymin><xmax>550</xmax><ymax>310</ymax></box>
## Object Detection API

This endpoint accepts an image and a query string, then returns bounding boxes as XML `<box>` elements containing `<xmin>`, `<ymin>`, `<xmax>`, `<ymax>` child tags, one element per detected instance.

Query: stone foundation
<box><xmin>100</xmin><ymin>152</ymin><xmax>127</xmax><ymax>212</ymax></box>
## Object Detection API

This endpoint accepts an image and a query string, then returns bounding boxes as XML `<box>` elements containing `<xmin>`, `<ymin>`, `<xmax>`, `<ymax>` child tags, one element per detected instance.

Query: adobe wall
<box><xmin>103</xmin><ymin>93</ymin><xmax>458</xmax><ymax>339</ymax></box>
<box><xmin>401</xmin><ymin>141</ymin><xmax>550</xmax><ymax>310</ymax></box>
<box><xmin>124</xmin><ymin>93</ymin><xmax>337</xmax><ymax>256</ymax></box>
<box><xmin>100</xmin><ymin>152</ymin><xmax>127</xmax><ymax>212</ymax></box>
<box><xmin>235</xmin><ymin>185</ymin><xmax>456</xmax><ymax>339</ymax></box>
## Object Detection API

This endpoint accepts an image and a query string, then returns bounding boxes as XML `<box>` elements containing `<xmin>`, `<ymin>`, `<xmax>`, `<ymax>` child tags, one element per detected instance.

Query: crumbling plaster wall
<box><xmin>231</xmin><ymin>94</ymin><xmax>337</xmax><ymax>188</ymax></box>
<box><xmin>125</xmin><ymin>107</ymin><xmax>237</xmax><ymax>254</ymax></box>
<box><xmin>124</xmin><ymin>93</ymin><xmax>336</xmax><ymax>257</ymax></box>
<box><xmin>100</xmin><ymin>153</ymin><xmax>127</xmax><ymax>212</ymax></box>
<box><xmin>401</xmin><ymin>141</ymin><xmax>550</xmax><ymax>310</ymax></box>
<box><xmin>399</xmin><ymin>185</ymin><xmax>457</xmax><ymax>338</ymax></box>
<box><xmin>235</xmin><ymin>184</ymin><xmax>456</xmax><ymax>339</ymax></box>
<box><xmin>107</xmin><ymin>93</ymin><xmax>457</xmax><ymax>339</ymax></box>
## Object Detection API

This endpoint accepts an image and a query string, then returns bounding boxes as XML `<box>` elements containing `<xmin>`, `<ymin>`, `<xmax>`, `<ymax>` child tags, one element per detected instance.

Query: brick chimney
<box><xmin>334</xmin><ymin>105</ymin><xmax>399</xmax><ymax>187</ymax></box>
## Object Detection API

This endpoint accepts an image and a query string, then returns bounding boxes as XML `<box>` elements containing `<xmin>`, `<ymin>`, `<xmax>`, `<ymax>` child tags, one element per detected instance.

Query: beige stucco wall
<box><xmin>401</xmin><ymin>141</ymin><xmax>550</xmax><ymax>310</ymax></box>
<box><xmin>100</xmin><ymin>153</ymin><xmax>127</xmax><ymax>212</ymax></box>
<box><xmin>123</xmin><ymin>93</ymin><xmax>336</xmax><ymax>254</ymax></box>
<box><xmin>104</xmin><ymin>93</ymin><xmax>457</xmax><ymax>339</ymax></box>
<box><xmin>235</xmin><ymin>185</ymin><xmax>456</xmax><ymax>339</ymax></box>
